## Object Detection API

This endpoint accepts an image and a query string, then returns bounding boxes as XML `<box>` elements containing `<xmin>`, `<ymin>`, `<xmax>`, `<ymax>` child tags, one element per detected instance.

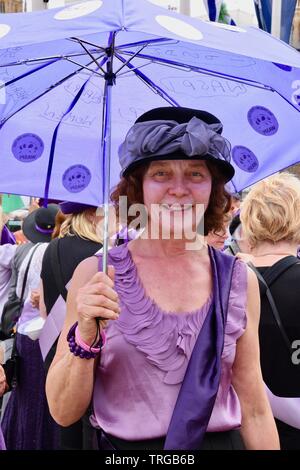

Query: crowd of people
<box><xmin>0</xmin><ymin>106</ymin><xmax>299</xmax><ymax>451</ymax></box>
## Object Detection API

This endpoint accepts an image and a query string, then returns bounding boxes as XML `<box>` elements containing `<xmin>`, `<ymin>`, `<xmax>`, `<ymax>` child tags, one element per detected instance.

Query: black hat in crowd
<box><xmin>121</xmin><ymin>107</ymin><xmax>235</xmax><ymax>182</ymax></box>
<box><xmin>59</xmin><ymin>201</ymin><xmax>97</xmax><ymax>215</ymax></box>
<box><xmin>22</xmin><ymin>204</ymin><xmax>59</xmax><ymax>243</ymax></box>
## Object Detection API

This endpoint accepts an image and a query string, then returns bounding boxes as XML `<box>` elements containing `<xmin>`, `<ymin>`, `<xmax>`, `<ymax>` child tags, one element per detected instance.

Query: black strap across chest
<box><xmin>249</xmin><ymin>256</ymin><xmax>299</xmax><ymax>354</ymax></box>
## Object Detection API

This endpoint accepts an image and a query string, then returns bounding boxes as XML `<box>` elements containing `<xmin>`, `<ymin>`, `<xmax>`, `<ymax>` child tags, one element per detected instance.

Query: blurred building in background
<box><xmin>0</xmin><ymin>0</ymin><xmax>23</xmax><ymax>12</ymax></box>
<box><xmin>0</xmin><ymin>0</ymin><xmax>298</xmax><ymax>48</ymax></box>
<box><xmin>292</xmin><ymin>0</ymin><xmax>300</xmax><ymax>49</ymax></box>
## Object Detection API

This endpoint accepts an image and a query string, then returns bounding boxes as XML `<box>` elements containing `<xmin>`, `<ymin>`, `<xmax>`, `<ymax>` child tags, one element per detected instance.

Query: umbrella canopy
<box><xmin>0</xmin><ymin>0</ymin><xmax>300</xmax><ymax>205</ymax></box>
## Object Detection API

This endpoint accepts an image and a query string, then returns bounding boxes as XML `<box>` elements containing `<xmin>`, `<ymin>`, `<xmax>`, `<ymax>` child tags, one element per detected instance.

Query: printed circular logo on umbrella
<box><xmin>12</xmin><ymin>133</ymin><xmax>44</xmax><ymax>162</ymax></box>
<box><xmin>273</xmin><ymin>62</ymin><xmax>292</xmax><ymax>72</ymax></box>
<box><xmin>247</xmin><ymin>106</ymin><xmax>279</xmax><ymax>136</ymax></box>
<box><xmin>232</xmin><ymin>146</ymin><xmax>259</xmax><ymax>173</ymax></box>
<box><xmin>63</xmin><ymin>165</ymin><xmax>91</xmax><ymax>193</ymax></box>
<box><xmin>292</xmin><ymin>80</ymin><xmax>300</xmax><ymax>107</ymax></box>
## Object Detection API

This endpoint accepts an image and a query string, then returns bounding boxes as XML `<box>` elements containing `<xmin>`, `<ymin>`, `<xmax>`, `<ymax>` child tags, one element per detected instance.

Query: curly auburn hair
<box><xmin>110</xmin><ymin>160</ymin><xmax>231</xmax><ymax>236</ymax></box>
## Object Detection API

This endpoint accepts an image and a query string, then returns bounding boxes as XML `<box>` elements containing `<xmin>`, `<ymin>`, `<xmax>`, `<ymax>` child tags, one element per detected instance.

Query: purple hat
<box><xmin>59</xmin><ymin>201</ymin><xmax>97</xmax><ymax>215</ymax></box>
<box><xmin>22</xmin><ymin>204</ymin><xmax>59</xmax><ymax>243</ymax></box>
<box><xmin>119</xmin><ymin>106</ymin><xmax>235</xmax><ymax>182</ymax></box>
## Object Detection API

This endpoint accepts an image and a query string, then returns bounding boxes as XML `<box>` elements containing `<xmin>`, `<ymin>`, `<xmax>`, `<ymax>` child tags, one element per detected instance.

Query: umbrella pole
<box><xmin>101</xmin><ymin>81</ymin><xmax>112</xmax><ymax>275</ymax></box>
<box><xmin>101</xmin><ymin>35</ymin><xmax>116</xmax><ymax>275</ymax></box>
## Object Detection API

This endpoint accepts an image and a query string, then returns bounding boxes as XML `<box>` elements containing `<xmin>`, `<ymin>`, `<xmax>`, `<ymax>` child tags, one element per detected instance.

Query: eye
<box><xmin>151</xmin><ymin>170</ymin><xmax>170</xmax><ymax>180</ymax></box>
<box><xmin>190</xmin><ymin>171</ymin><xmax>205</xmax><ymax>178</ymax></box>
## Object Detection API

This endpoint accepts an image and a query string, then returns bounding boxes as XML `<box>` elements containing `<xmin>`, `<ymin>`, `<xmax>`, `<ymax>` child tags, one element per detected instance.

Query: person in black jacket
<box><xmin>1</xmin><ymin>204</ymin><xmax>60</xmax><ymax>450</ymax></box>
<box><xmin>40</xmin><ymin>202</ymin><xmax>103</xmax><ymax>450</ymax></box>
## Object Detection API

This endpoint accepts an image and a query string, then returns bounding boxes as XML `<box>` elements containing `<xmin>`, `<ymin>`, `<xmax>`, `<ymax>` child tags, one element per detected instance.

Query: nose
<box><xmin>167</xmin><ymin>176</ymin><xmax>190</xmax><ymax>198</ymax></box>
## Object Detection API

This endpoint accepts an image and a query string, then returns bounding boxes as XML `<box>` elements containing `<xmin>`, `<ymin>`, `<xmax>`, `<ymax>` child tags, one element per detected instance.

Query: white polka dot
<box><xmin>155</xmin><ymin>15</ymin><xmax>203</xmax><ymax>41</ymax></box>
<box><xmin>146</xmin><ymin>0</ymin><xmax>163</xmax><ymax>5</ymax></box>
<box><xmin>207</xmin><ymin>21</ymin><xmax>246</xmax><ymax>33</ymax></box>
<box><xmin>54</xmin><ymin>0</ymin><xmax>103</xmax><ymax>20</ymax></box>
<box><xmin>0</xmin><ymin>24</ymin><xmax>11</xmax><ymax>39</ymax></box>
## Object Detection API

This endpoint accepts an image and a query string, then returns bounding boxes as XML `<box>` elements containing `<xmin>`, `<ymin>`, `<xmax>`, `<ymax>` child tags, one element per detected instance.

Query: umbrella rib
<box><xmin>67</xmin><ymin>37</ymin><xmax>106</xmax><ymax>52</ymax></box>
<box><xmin>117</xmin><ymin>60</ymin><xmax>154</xmax><ymax>77</ymax></box>
<box><xmin>119</xmin><ymin>51</ymin><xmax>274</xmax><ymax>92</ymax></box>
<box><xmin>0</xmin><ymin>58</ymin><xmax>60</xmax><ymax>90</ymax></box>
<box><xmin>114</xmin><ymin>52</ymin><xmax>180</xmax><ymax>106</ymax></box>
<box><xmin>0</xmin><ymin>50</ymin><xmax>104</xmax><ymax>68</ymax></box>
<box><xmin>272</xmin><ymin>88</ymin><xmax>300</xmax><ymax>113</ymax></box>
<box><xmin>116</xmin><ymin>37</ymin><xmax>177</xmax><ymax>49</ymax></box>
<box><xmin>114</xmin><ymin>44</ymin><xmax>148</xmax><ymax>75</ymax></box>
<box><xmin>70</xmin><ymin>37</ymin><xmax>107</xmax><ymax>75</ymax></box>
<box><xmin>65</xmin><ymin>57</ymin><xmax>104</xmax><ymax>77</ymax></box>
<box><xmin>0</xmin><ymin>55</ymin><xmax>106</xmax><ymax>128</ymax></box>
<box><xmin>43</xmin><ymin>74</ymin><xmax>93</xmax><ymax>203</ymax></box>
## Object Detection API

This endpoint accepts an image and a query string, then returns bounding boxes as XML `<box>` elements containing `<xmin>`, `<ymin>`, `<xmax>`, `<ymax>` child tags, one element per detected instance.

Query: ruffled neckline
<box><xmin>106</xmin><ymin>244</ymin><xmax>213</xmax><ymax>384</ymax></box>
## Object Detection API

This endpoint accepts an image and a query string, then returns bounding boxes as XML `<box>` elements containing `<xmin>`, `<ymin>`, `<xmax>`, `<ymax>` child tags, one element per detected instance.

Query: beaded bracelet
<box><xmin>75</xmin><ymin>324</ymin><xmax>106</xmax><ymax>352</ymax></box>
<box><xmin>67</xmin><ymin>322</ymin><xmax>104</xmax><ymax>359</ymax></box>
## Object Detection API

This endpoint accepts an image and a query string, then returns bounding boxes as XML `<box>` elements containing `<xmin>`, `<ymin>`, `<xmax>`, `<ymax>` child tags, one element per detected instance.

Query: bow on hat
<box><xmin>119</xmin><ymin>117</ymin><xmax>231</xmax><ymax>174</ymax></box>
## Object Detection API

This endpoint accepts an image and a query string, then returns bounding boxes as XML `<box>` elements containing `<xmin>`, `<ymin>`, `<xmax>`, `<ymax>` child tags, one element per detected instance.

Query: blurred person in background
<box><xmin>206</xmin><ymin>213</ymin><xmax>231</xmax><ymax>251</ymax></box>
<box><xmin>206</xmin><ymin>223</ymin><xmax>229</xmax><ymax>250</ymax></box>
<box><xmin>40</xmin><ymin>202</ymin><xmax>103</xmax><ymax>450</ymax></box>
<box><xmin>230</xmin><ymin>192</ymin><xmax>241</xmax><ymax>216</ymax></box>
<box><xmin>0</xmin><ymin>364</ymin><xmax>6</xmax><ymax>450</ymax></box>
<box><xmin>1</xmin><ymin>204</ymin><xmax>60</xmax><ymax>450</ymax></box>
<box><xmin>224</xmin><ymin>213</ymin><xmax>251</xmax><ymax>257</ymax></box>
<box><xmin>0</xmin><ymin>207</ymin><xmax>17</xmax><ymax>320</ymax></box>
<box><xmin>240</xmin><ymin>173</ymin><xmax>300</xmax><ymax>449</ymax></box>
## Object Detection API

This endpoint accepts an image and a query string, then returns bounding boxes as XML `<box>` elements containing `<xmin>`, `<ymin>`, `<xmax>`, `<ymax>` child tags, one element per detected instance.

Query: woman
<box><xmin>46</xmin><ymin>107</ymin><xmax>279</xmax><ymax>450</ymax></box>
<box><xmin>206</xmin><ymin>216</ymin><xmax>230</xmax><ymax>251</ymax></box>
<box><xmin>0</xmin><ymin>208</ymin><xmax>17</xmax><ymax>322</ymax></box>
<box><xmin>240</xmin><ymin>173</ymin><xmax>300</xmax><ymax>450</ymax></box>
<box><xmin>40</xmin><ymin>202</ymin><xmax>103</xmax><ymax>450</ymax></box>
<box><xmin>1</xmin><ymin>205</ymin><xmax>60</xmax><ymax>450</ymax></box>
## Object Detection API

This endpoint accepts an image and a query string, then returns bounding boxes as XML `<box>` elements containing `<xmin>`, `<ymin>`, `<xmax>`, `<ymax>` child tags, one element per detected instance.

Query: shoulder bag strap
<box><xmin>248</xmin><ymin>262</ymin><xmax>292</xmax><ymax>354</ymax></box>
<box><xmin>19</xmin><ymin>243</ymin><xmax>41</xmax><ymax>303</ymax></box>
<box><xmin>50</xmin><ymin>239</ymin><xmax>68</xmax><ymax>301</ymax></box>
<box><xmin>263</xmin><ymin>256</ymin><xmax>299</xmax><ymax>286</ymax></box>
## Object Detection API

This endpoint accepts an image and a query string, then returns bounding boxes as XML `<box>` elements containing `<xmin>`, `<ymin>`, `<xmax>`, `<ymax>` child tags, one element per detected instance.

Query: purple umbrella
<box><xmin>0</xmin><ymin>0</ymin><xmax>300</xmax><ymax>265</ymax></box>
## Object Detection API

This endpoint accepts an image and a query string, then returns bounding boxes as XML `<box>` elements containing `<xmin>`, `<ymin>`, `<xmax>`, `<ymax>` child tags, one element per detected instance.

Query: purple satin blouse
<box><xmin>92</xmin><ymin>244</ymin><xmax>247</xmax><ymax>440</ymax></box>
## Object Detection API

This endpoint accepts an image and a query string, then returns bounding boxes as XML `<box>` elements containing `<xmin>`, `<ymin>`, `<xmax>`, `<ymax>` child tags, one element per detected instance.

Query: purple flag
<box><xmin>0</xmin><ymin>225</ymin><xmax>16</xmax><ymax>246</ymax></box>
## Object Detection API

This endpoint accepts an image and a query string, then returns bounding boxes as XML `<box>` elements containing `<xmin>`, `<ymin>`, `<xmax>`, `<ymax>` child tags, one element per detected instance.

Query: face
<box><xmin>230</xmin><ymin>198</ymin><xmax>240</xmax><ymax>216</ymax></box>
<box><xmin>206</xmin><ymin>225</ymin><xmax>228</xmax><ymax>250</ymax></box>
<box><xmin>142</xmin><ymin>160</ymin><xmax>212</xmax><ymax>240</ymax></box>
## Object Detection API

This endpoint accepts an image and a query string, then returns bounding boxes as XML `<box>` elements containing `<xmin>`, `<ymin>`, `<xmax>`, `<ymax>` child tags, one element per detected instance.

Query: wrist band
<box><xmin>75</xmin><ymin>324</ymin><xmax>106</xmax><ymax>353</ymax></box>
<box><xmin>67</xmin><ymin>322</ymin><xmax>105</xmax><ymax>359</ymax></box>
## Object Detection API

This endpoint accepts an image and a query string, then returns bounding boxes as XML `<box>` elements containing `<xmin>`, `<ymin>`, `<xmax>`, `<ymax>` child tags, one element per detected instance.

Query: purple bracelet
<box><xmin>67</xmin><ymin>322</ymin><xmax>103</xmax><ymax>359</ymax></box>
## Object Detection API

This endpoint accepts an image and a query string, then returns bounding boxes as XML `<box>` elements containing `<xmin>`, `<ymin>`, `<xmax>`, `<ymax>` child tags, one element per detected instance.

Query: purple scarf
<box><xmin>0</xmin><ymin>225</ymin><xmax>16</xmax><ymax>245</ymax></box>
<box><xmin>164</xmin><ymin>247</ymin><xmax>237</xmax><ymax>450</ymax></box>
<box><xmin>0</xmin><ymin>426</ymin><xmax>6</xmax><ymax>450</ymax></box>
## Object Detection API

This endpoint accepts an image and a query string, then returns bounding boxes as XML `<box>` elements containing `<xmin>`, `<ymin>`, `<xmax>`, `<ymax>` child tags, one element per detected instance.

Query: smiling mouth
<box><xmin>160</xmin><ymin>204</ymin><xmax>194</xmax><ymax>212</ymax></box>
